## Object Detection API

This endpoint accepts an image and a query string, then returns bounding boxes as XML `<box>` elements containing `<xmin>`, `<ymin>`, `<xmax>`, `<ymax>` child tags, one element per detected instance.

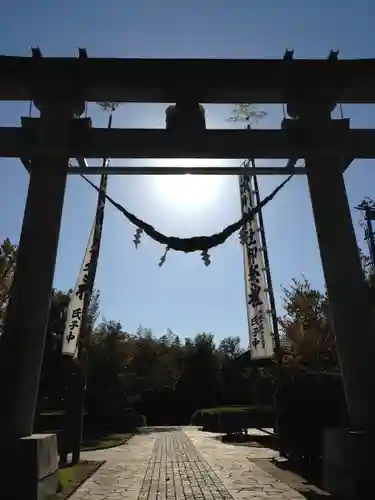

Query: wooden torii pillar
<box><xmin>285</xmin><ymin>96</ymin><xmax>375</xmax><ymax>498</ymax></box>
<box><xmin>0</xmin><ymin>95</ymin><xmax>86</xmax><ymax>498</ymax></box>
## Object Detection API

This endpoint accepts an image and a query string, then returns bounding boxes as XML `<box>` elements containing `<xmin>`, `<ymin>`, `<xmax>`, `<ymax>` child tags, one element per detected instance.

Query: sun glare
<box><xmin>150</xmin><ymin>160</ymin><xmax>228</xmax><ymax>213</ymax></box>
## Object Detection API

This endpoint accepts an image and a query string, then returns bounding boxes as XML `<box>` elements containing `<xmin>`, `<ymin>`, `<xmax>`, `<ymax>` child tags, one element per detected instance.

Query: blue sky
<box><xmin>1</xmin><ymin>0</ymin><xmax>374</xmax><ymax>345</ymax></box>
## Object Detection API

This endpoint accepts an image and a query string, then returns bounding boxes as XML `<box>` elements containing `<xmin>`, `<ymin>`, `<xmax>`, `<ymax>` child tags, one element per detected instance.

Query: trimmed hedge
<box><xmin>34</xmin><ymin>411</ymin><xmax>68</xmax><ymax>434</ymax></box>
<box><xmin>191</xmin><ymin>405</ymin><xmax>274</xmax><ymax>435</ymax></box>
<box><xmin>35</xmin><ymin>408</ymin><xmax>147</xmax><ymax>434</ymax></box>
<box><xmin>35</xmin><ymin>408</ymin><xmax>147</xmax><ymax>456</ymax></box>
<box><xmin>89</xmin><ymin>408</ymin><xmax>147</xmax><ymax>433</ymax></box>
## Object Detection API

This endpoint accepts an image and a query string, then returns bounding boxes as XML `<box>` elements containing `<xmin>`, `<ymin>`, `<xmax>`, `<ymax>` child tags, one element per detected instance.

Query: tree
<box><xmin>0</xmin><ymin>238</ymin><xmax>17</xmax><ymax>332</ymax></box>
<box><xmin>38</xmin><ymin>289</ymin><xmax>70</xmax><ymax>410</ymax></box>
<box><xmin>136</xmin><ymin>325</ymin><xmax>154</xmax><ymax>339</ymax></box>
<box><xmin>37</xmin><ymin>287</ymin><xmax>101</xmax><ymax>411</ymax></box>
<box><xmin>159</xmin><ymin>328</ymin><xmax>180</xmax><ymax>346</ymax></box>
<box><xmin>87</xmin><ymin>320</ymin><xmax>133</xmax><ymax>421</ymax></box>
<box><xmin>218</xmin><ymin>336</ymin><xmax>244</xmax><ymax>358</ymax></box>
<box><xmin>177</xmin><ymin>333</ymin><xmax>221</xmax><ymax>412</ymax></box>
<box><xmin>88</xmin><ymin>288</ymin><xmax>100</xmax><ymax>328</ymax></box>
<box><xmin>279</xmin><ymin>277</ymin><xmax>338</xmax><ymax>371</ymax></box>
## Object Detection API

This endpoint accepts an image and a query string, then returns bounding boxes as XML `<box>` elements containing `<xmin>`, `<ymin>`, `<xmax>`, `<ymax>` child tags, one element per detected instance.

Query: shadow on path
<box><xmin>252</xmin><ymin>457</ymin><xmax>338</xmax><ymax>499</ymax></box>
<box><xmin>212</xmin><ymin>430</ymin><xmax>339</xmax><ymax>499</ymax></box>
<box><xmin>216</xmin><ymin>432</ymin><xmax>280</xmax><ymax>453</ymax></box>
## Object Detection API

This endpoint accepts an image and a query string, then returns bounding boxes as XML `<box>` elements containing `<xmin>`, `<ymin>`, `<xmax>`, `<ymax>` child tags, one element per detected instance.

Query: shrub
<box><xmin>135</xmin><ymin>413</ymin><xmax>147</xmax><ymax>427</ymax></box>
<box><xmin>34</xmin><ymin>410</ymin><xmax>65</xmax><ymax>434</ymax></box>
<box><xmin>191</xmin><ymin>405</ymin><xmax>274</xmax><ymax>435</ymax></box>
<box><xmin>89</xmin><ymin>407</ymin><xmax>147</xmax><ymax>433</ymax></box>
<box><xmin>218</xmin><ymin>409</ymin><xmax>249</xmax><ymax>436</ymax></box>
<box><xmin>190</xmin><ymin>409</ymin><xmax>205</xmax><ymax>426</ymax></box>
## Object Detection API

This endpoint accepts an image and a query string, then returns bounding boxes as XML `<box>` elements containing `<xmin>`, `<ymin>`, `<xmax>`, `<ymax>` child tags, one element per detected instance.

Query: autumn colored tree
<box><xmin>279</xmin><ymin>277</ymin><xmax>339</xmax><ymax>371</ymax></box>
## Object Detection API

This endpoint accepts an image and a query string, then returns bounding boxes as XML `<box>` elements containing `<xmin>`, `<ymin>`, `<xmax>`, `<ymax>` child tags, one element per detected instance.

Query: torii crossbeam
<box><xmin>1</xmin><ymin>54</ymin><xmax>375</xmax><ymax>103</ymax></box>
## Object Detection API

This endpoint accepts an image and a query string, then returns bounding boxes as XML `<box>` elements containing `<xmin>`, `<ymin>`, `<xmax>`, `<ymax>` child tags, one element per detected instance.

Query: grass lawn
<box><xmin>81</xmin><ymin>432</ymin><xmax>132</xmax><ymax>451</ymax></box>
<box><xmin>52</xmin><ymin>461</ymin><xmax>104</xmax><ymax>500</ymax></box>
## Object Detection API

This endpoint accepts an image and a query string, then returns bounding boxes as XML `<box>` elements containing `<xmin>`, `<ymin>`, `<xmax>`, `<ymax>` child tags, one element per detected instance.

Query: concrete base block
<box><xmin>323</xmin><ymin>427</ymin><xmax>375</xmax><ymax>500</ymax></box>
<box><xmin>323</xmin><ymin>428</ymin><xmax>356</xmax><ymax>499</ymax></box>
<box><xmin>0</xmin><ymin>433</ymin><xmax>59</xmax><ymax>500</ymax></box>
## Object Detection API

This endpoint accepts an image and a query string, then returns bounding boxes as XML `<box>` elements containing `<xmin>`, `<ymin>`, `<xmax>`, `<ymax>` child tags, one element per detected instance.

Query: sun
<box><xmin>150</xmin><ymin>160</ymin><xmax>227</xmax><ymax>213</ymax></box>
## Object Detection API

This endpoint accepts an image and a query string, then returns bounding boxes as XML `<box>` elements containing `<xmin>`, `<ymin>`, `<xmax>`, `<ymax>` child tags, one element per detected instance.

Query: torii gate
<box><xmin>0</xmin><ymin>49</ymin><xmax>375</xmax><ymax>497</ymax></box>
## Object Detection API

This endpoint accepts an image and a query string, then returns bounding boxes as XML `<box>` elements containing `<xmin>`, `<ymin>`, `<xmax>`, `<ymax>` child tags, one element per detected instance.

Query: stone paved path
<box><xmin>71</xmin><ymin>427</ymin><xmax>305</xmax><ymax>499</ymax></box>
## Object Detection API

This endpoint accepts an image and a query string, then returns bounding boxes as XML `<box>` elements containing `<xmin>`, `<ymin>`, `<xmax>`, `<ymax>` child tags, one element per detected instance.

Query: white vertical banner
<box><xmin>240</xmin><ymin>172</ymin><xmax>274</xmax><ymax>360</ymax></box>
<box><xmin>62</xmin><ymin>218</ymin><xmax>96</xmax><ymax>357</ymax></box>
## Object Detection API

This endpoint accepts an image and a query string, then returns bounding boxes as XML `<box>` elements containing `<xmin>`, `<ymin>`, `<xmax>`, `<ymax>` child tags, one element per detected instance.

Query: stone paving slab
<box><xmin>185</xmin><ymin>428</ymin><xmax>305</xmax><ymax>499</ymax></box>
<box><xmin>71</xmin><ymin>432</ymin><xmax>156</xmax><ymax>499</ymax></box>
<box><xmin>71</xmin><ymin>427</ymin><xmax>305</xmax><ymax>499</ymax></box>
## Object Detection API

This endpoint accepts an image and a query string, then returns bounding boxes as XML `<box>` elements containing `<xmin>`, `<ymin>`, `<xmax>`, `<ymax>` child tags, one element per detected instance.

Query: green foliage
<box><xmin>359</xmin><ymin>246</ymin><xmax>375</xmax><ymax>308</ymax></box>
<box><xmin>218</xmin><ymin>336</ymin><xmax>244</xmax><ymax>358</ymax></box>
<box><xmin>31</xmin><ymin>219</ymin><xmax>375</xmax><ymax>435</ymax></box>
<box><xmin>275</xmin><ymin>250</ymin><xmax>375</xmax><ymax>460</ymax></box>
<box><xmin>38</xmin><ymin>289</ymin><xmax>71</xmax><ymax>410</ymax></box>
<box><xmin>58</xmin><ymin>461</ymin><xmax>100</xmax><ymax>495</ymax></box>
<box><xmin>0</xmin><ymin>237</ymin><xmax>17</xmax><ymax>331</ymax></box>
<box><xmin>137</xmin><ymin>414</ymin><xmax>147</xmax><ymax>427</ymax></box>
<box><xmin>38</xmin><ymin>288</ymin><xmax>101</xmax><ymax>411</ymax></box>
<box><xmin>81</xmin><ymin>325</ymin><xmax>259</xmax><ymax>426</ymax></box>
<box><xmin>191</xmin><ymin>406</ymin><xmax>249</xmax><ymax>424</ymax></box>
<box><xmin>81</xmin><ymin>433</ymin><xmax>131</xmax><ymax>452</ymax></box>
<box><xmin>88</xmin><ymin>289</ymin><xmax>100</xmax><ymax>328</ymax></box>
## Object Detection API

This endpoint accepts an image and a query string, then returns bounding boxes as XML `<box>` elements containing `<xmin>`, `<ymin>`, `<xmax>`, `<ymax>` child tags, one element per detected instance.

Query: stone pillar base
<box><xmin>323</xmin><ymin>427</ymin><xmax>355</xmax><ymax>499</ymax></box>
<box><xmin>1</xmin><ymin>433</ymin><xmax>59</xmax><ymax>500</ymax></box>
<box><xmin>349</xmin><ymin>429</ymin><xmax>375</xmax><ymax>500</ymax></box>
<box><xmin>323</xmin><ymin>427</ymin><xmax>375</xmax><ymax>500</ymax></box>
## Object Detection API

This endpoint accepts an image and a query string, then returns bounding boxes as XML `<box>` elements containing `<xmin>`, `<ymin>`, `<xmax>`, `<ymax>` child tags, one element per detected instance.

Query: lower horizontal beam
<box><xmin>68</xmin><ymin>166</ymin><xmax>306</xmax><ymax>175</ymax></box>
<box><xmin>5</xmin><ymin>121</ymin><xmax>375</xmax><ymax>159</ymax></box>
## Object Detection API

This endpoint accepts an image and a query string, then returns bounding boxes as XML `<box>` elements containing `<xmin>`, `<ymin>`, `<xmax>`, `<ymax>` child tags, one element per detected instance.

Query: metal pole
<box><xmin>250</xmin><ymin>166</ymin><xmax>285</xmax><ymax>449</ymax></box>
<box><xmin>246</xmin><ymin>119</ymin><xmax>284</xmax><ymax>368</ymax></box>
<box><xmin>241</xmin><ymin>109</ymin><xmax>286</xmax><ymax>444</ymax></box>
<box><xmin>71</xmin><ymin>113</ymin><xmax>112</xmax><ymax>464</ymax></box>
<box><xmin>67</xmin><ymin>166</ymin><xmax>306</xmax><ymax>176</ymax></box>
